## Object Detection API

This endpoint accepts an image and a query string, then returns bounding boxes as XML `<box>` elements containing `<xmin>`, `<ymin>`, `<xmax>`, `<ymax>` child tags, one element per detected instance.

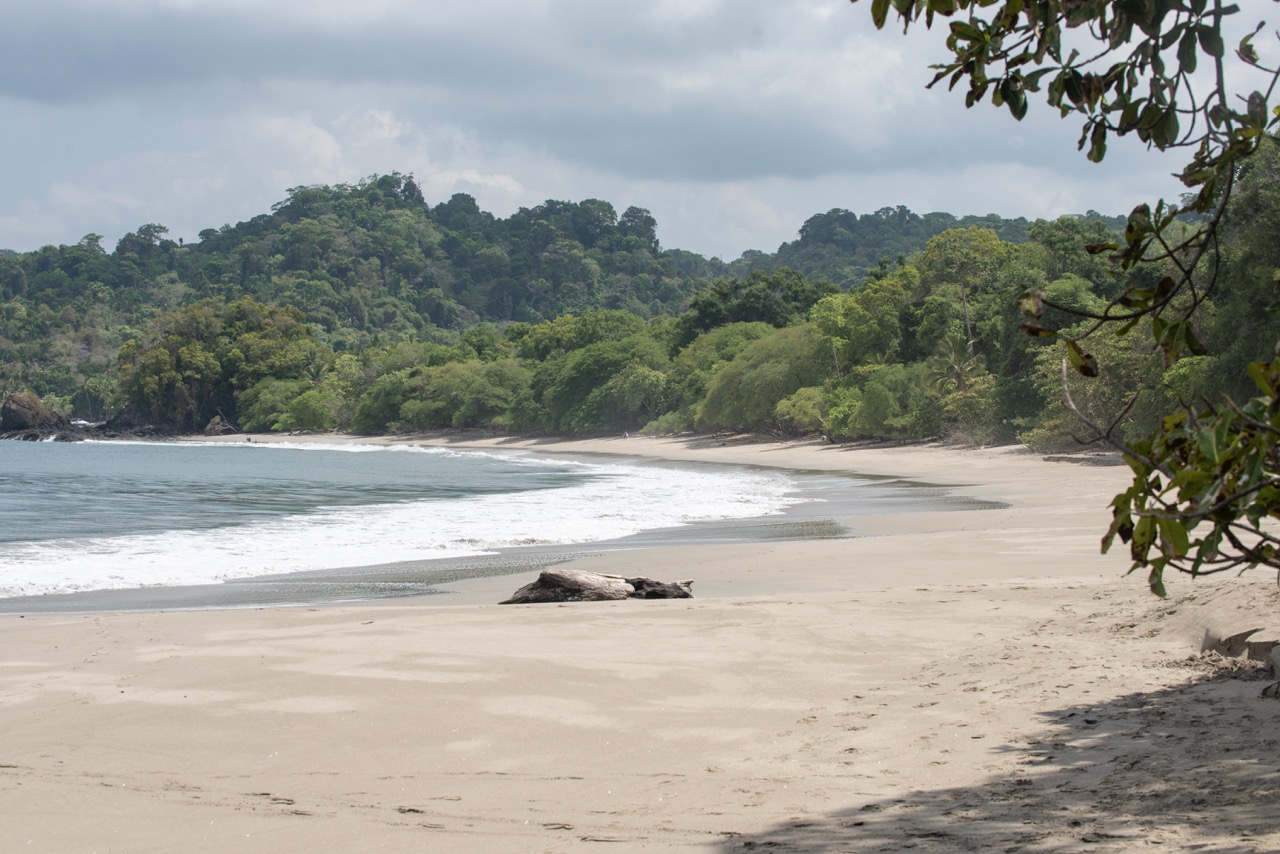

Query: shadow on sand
<box><xmin>717</xmin><ymin>661</ymin><xmax>1280</xmax><ymax>853</ymax></box>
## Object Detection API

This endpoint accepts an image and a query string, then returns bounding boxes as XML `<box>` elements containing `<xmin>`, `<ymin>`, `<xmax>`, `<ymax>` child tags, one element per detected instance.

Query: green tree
<box><xmin>238</xmin><ymin>378</ymin><xmax>310</xmax><ymax>432</ymax></box>
<box><xmin>774</xmin><ymin>386</ymin><xmax>828</xmax><ymax>433</ymax></box>
<box><xmin>118</xmin><ymin>297</ymin><xmax>320</xmax><ymax>430</ymax></box>
<box><xmin>811</xmin><ymin>268</ymin><xmax>915</xmax><ymax>368</ymax></box>
<box><xmin>1027</xmin><ymin>216</ymin><xmax>1117</xmax><ymax>289</ymax></box>
<box><xmin>855</xmin><ymin>0</ymin><xmax>1280</xmax><ymax>591</ymax></box>
<box><xmin>673</xmin><ymin>269</ymin><xmax>836</xmax><ymax>349</ymax></box>
<box><xmin>600</xmin><ymin>363</ymin><xmax>671</xmax><ymax>425</ymax></box>
<box><xmin>928</xmin><ymin>333</ymin><xmax>986</xmax><ymax>393</ymax></box>
<box><xmin>697</xmin><ymin>325</ymin><xmax>832</xmax><ymax>431</ymax></box>
<box><xmin>825</xmin><ymin>362</ymin><xmax>943</xmax><ymax>440</ymax></box>
<box><xmin>396</xmin><ymin>359</ymin><xmax>531</xmax><ymax>430</ymax></box>
<box><xmin>515</xmin><ymin>309</ymin><xmax>646</xmax><ymax>361</ymax></box>
<box><xmin>529</xmin><ymin>333</ymin><xmax>669</xmax><ymax>432</ymax></box>
<box><xmin>351</xmin><ymin>370</ymin><xmax>412</xmax><ymax>434</ymax></box>
<box><xmin>914</xmin><ymin>228</ymin><xmax>1011</xmax><ymax>346</ymax></box>
<box><xmin>653</xmin><ymin>322</ymin><xmax>775</xmax><ymax>432</ymax></box>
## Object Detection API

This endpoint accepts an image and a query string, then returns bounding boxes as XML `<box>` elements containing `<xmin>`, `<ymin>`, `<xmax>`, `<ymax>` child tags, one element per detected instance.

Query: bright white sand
<box><xmin>3</xmin><ymin>435</ymin><xmax>1279</xmax><ymax>852</ymax></box>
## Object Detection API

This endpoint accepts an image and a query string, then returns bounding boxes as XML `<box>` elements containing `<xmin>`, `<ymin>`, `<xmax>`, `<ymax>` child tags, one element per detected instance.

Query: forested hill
<box><xmin>6</xmin><ymin>167</ymin><xmax>1215</xmax><ymax>450</ymax></box>
<box><xmin>0</xmin><ymin>173</ymin><xmax>1070</xmax><ymax>398</ymax></box>
<box><xmin>0</xmin><ymin>175</ymin><xmax>1070</xmax><ymax>334</ymax></box>
<box><xmin>729</xmin><ymin>208</ymin><xmax>1028</xmax><ymax>284</ymax></box>
<box><xmin>725</xmin><ymin>207</ymin><xmax>1130</xmax><ymax>285</ymax></box>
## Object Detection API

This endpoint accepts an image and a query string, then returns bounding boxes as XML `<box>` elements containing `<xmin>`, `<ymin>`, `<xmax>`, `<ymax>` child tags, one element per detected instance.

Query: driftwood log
<box><xmin>500</xmin><ymin>568</ymin><xmax>693</xmax><ymax>604</ymax></box>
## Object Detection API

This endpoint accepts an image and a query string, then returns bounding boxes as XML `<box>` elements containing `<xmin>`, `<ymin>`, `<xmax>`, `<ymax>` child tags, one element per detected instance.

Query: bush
<box><xmin>775</xmin><ymin>386</ymin><xmax>826</xmax><ymax>433</ymax></box>
<box><xmin>278</xmin><ymin>388</ymin><xmax>338</xmax><ymax>432</ymax></box>
<box><xmin>824</xmin><ymin>363</ymin><xmax>942</xmax><ymax>440</ymax></box>
<box><xmin>939</xmin><ymin>373</ymin><xmax>1001</xmax><ymax>445</ymax></box>
<box><xmin>696</xmin><ymin>325</ymin><xmax>831</xmax><ymax>431</ymax></box>
<box><xmin>237</xmin><ymin>378</ymin><xmax>308</xmax><ymax>432</ymax></box>
<box><xmin>351</xmin><ymin>370</ymin><xmax>411</xmax><ymax>433</ymax></box>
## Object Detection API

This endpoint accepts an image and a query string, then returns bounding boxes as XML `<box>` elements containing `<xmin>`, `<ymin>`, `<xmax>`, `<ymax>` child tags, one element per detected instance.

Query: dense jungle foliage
<box><xmin>2</xmin><ymin>159</ymin><xmax>1277</xmax><ymax>448</ymax></box>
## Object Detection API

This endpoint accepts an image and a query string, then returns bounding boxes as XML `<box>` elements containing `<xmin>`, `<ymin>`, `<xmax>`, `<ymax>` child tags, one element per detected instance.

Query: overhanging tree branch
<box><xmin>853</xmin><ymin>0</ymin><xmax>1280</xmax><ymax>592</ymax></box>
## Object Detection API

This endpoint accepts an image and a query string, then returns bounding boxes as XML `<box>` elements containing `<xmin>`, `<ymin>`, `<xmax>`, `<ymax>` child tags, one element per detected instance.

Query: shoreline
<box><xmin>400</xmin><ymin>434</ymin><xmax>1131</xmax><ymax>601</ymax></box>
<box><xmin>207</xmin><ymin>432</ymin><xmax>1135</xmax><ymax>599</ymax></box>
<box><xmin>5</xmin><ymin>435</ymin><xmax>1280</xmax><ymax>851</ymax></box>
<box><xmin>0</xmin><ymin>433</ymin><xmax>1001</xmax><ymax>612</ymax></box>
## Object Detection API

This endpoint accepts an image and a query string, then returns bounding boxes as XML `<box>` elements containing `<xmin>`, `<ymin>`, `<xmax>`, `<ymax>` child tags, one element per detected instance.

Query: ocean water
<box><xmin>0</xmin><ymin>440</ymin><xmax>804</xmax><ymax>598</ymax></box>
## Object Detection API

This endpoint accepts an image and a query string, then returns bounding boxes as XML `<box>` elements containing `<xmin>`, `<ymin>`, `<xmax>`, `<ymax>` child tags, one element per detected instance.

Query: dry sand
<box><xmin>4</xmin><ymin>435</ymin><xmax>1280</xmax><ymax>852</ymax></box>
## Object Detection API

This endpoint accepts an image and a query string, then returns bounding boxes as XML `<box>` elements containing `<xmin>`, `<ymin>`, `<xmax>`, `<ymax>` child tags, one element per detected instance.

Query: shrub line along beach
<box><xmin>3</xmin><ymin>435</ymin><xmax>1279</xmax><ymax>852</ymax></box>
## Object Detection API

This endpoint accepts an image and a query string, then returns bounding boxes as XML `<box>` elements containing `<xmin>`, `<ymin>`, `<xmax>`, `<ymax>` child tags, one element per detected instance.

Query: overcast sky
<box><xmin>0</xmin><ymin>0</ymin><xmax>1190</xmax><ymax>260</ymax></box>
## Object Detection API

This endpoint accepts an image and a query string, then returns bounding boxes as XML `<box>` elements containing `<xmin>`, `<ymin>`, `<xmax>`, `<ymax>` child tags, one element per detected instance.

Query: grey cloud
<box><xmin>0</xmin><ymin>1</ymin><xmax>774</xmax><ymax>102</ymax></box>
<box><xmin>0</xmin><ymin>0</ymin><xmax>1195</xmax><ymax>256</ymax></box>
<box><xmin>0</xmin><ymin>0</ymin><xmax>908</xmax><ymax>183</ymax></box>
<box><xmin>1</xmin><ymin>4</ymin><xmax>550</xmax><ymax>101</ymax></box>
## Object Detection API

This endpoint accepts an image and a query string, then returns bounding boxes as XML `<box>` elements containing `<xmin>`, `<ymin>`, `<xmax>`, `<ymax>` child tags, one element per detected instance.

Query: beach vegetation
<box><xmin>696</xmin><ymin>325</ymin><xmax>831</xmax><ymax>432</ymax></box>
<box><xmin>850</xmin><ymin>0</ymin><xmax>1280</xmax><ymax>588</ymax></box>
<box><xmin>4</xmin><ymin>182</ymin><xmax>1262</xmax><ymax>455</ymax></box>
<box><xmin>395</xmin><ymin>359</ymin><xmax>532</xmax><ymax>431</ymax></box>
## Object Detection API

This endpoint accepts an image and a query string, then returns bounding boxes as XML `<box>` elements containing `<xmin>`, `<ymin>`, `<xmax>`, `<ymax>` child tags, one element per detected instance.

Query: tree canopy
<box><xmin>853</xmin><ymin>0</ymin><xmax>1280</xmax><ymax>592</ymax></box>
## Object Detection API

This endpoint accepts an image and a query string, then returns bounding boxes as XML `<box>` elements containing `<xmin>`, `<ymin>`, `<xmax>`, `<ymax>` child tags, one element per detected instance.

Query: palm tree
<box><xmin>928</xmin><ymin>334</ymin><xmax>986</xmax><ymax>392</ymax></box>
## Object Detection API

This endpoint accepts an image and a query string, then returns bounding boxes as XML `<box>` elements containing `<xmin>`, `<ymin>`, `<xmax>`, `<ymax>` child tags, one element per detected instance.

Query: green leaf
<box><xmin>1154</xmin><ymin>108</ymin><xmax>1180</xmax><ymax>148</ymax></box>
<box><xmin>1064</xmin><ymin>339</ymin><xmax>1099</xmax><ymax>377</ymax></box>
<box><xmin>1006</xmin><ymin>85</ymin><xmax>1027</xmax><ymax>120</ymax></box>
<box><xmin>1198</xmin><ymin>24</ymin><xmax>1224</xmax><ymax>58</ymax></box>
<box><xmin>1023</xmin><ymin>68</ymin><xmax>1052</xmax><ymax>91</ymax></box>
<box><xmin>1182</xmin><ymin>323</ymin><xmax>1207</xmax><ymax>356</ymax></box>
<box><xmin>1103</xmin><ymin>515</ymin><xmax>1128</xmax><ymax>553</ymax></box>
<box><xmin>1133</xmin><ymin>515</ymin><xmax>1156</xmax><ymax>551</ymax></box>
<box><xmin>1126</xmin><ymin>203</ymin><xmax>1152</xmax><ymax>236</ymax></box>
<box><xmin>1238</xmin><ymin>29</ymin><xmax>1260</xmax><ymax>64</ymax></box>
<box><xmin>1116</xmin><ymin>317</ymin><xmax>1142</xmax><ymax>336</ymax></box>
<box><xmin>1088</xmin><ymin>123</ymin><xmax>1107</xmax><ymax>163</ymax></box>
<box><xmin>1198</xmin><ymin>426</ymin><xmax>1223</xmax><ymax>464</ymax></box>
<box><xmin>1148</xmin><ymin>566</ymin><xmax>1167</xmax><ymax>598</ymax></box>
<box><xmin>1063</xmin><ymin>69</ymin><xmax>1084</xmax><ymax>105</ymax></box>
<box><xmin>1104</xmin><ymin>489</ymin><xmax>1135</xmax><ymax>554</ymax></box>
<box><xmin>871</xmin><ymin>0</ymin><xmax>892</xmax><ymax>29</ymax></box>
<box><xmin>1019</xmin><ymin>322</ymin><xmax>1057</xmax><ymax>338</ymax></box>
<box><xmin>1158</xmin><ymin>517</ymin><xmax>1190</xmax><ymax>558</ymax></box>
<box><xmin>1192</xmin><ymin>529</ymin><xmax>1222</xmax><ymax>574</ymax></box>
<box><xmin>1245</xmin><ymin>451</ymin><xmax>1265</xmax><ymax>488</ymax></box>
<box><xmin>1018</xmin><ymin>289</ymin><xmax>1045</xmax><ymax>319</ymax></box>
<box><xmin>1248</xmin><ymin>91</ymin><xmax>1267</xmax><ymax>129</ymax></box>
<box><xmin>1151</xmin><ymin>315</ymin><xmax>1168</xmax><ymax>341</ymax></box>
<box><xmin>1247</xmin><ymin>361</ymin><xmax>1276</xmax><ymax>395</ymax></box>
<box><xmin>1178</xmin><ymin>29</ymin><xmax>1198</xmax><ymax>74</ymax></box>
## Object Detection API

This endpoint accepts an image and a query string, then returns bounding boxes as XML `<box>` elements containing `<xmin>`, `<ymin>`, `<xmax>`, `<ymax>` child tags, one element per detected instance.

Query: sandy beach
<box><xmin>4</xmin><ymin>435</ymin><xmax>1280</xmax><ymax>852</ymax></box>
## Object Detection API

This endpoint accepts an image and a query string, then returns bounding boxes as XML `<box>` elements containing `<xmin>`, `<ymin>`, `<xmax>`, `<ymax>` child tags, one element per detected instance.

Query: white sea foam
<box><xmin>0</xmin><ymin>448</ymin><xmax>801</xmax><ymax>598</ymax></box>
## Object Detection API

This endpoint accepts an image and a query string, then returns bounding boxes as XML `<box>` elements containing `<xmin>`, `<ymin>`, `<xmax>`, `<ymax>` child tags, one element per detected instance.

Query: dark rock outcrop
<box><xmin>0</xmin><ymin>396</ymin><xmax>176</xmax><ymax>442</ymax></box>
<box><xmin>1</xmin><ymin>392</ymin><xmax>67</xmax><ymax>432</ymax></box>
